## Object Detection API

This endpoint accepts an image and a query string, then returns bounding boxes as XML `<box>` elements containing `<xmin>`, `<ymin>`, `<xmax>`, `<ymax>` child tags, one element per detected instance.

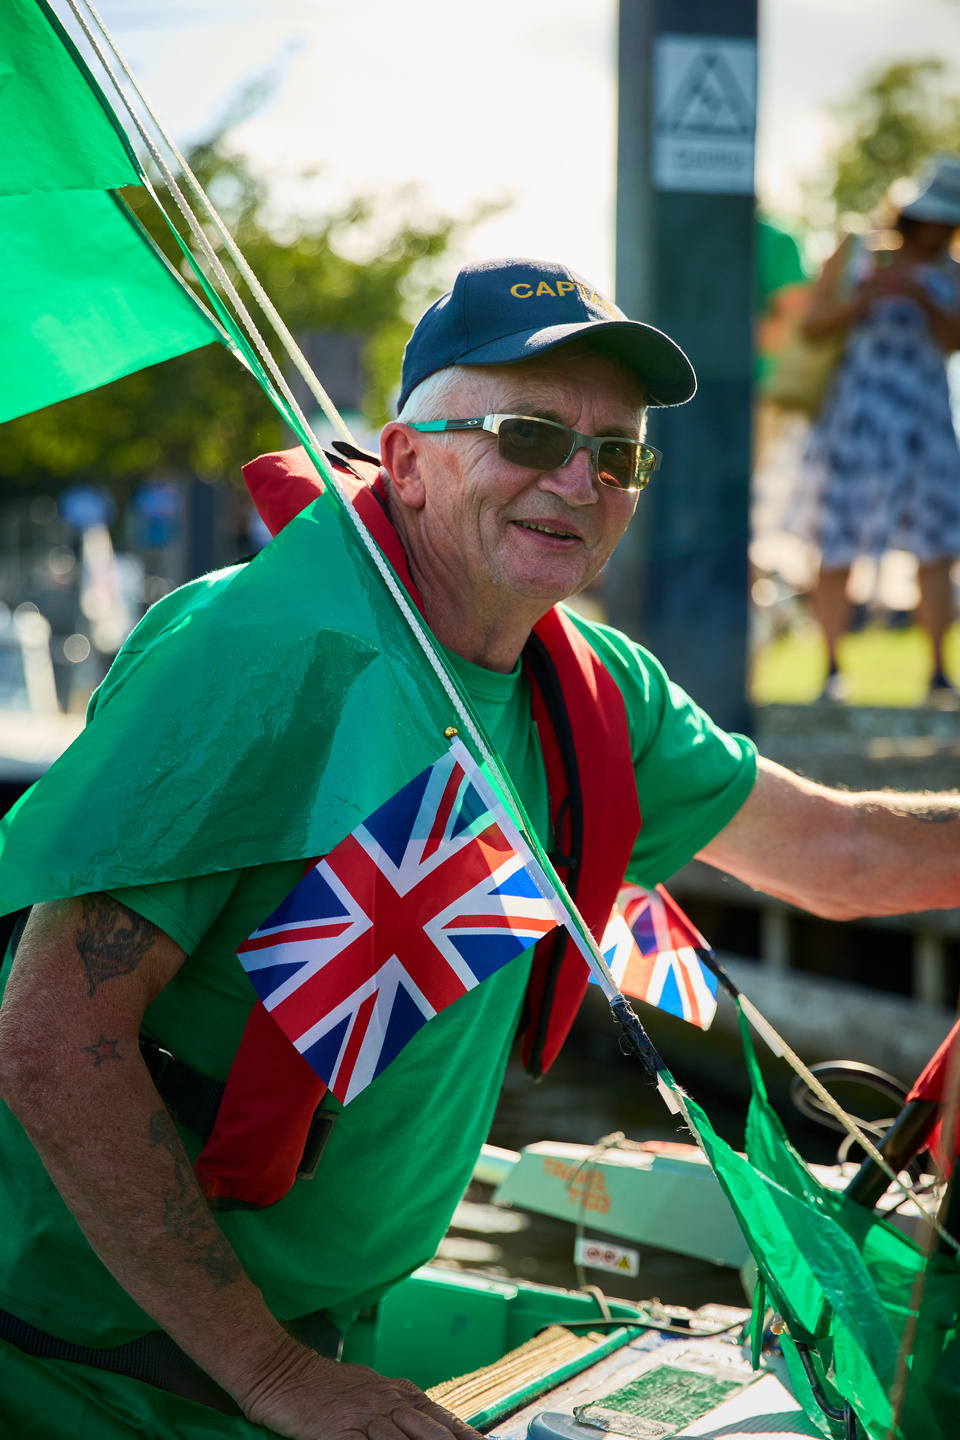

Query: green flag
<box><xmin>0</xmin><ymin>0</ymin><xmax>220</xmax><ymax>422</ymax></box>
<box><xmin>684</xmin><ymin>1009</ymin><xmax>960</xmax><ymax>1439</ymax></box>
<box><xmin>0</xmin><ymin>0</ymin><xmax>536</xmax><ymax>914</ymax></box>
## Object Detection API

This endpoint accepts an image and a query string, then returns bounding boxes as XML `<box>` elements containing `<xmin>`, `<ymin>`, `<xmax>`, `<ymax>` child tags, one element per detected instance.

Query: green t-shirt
<box><xmin>756</xmin><ymin>215</ymin><xmax>808</xmax><ymax>315</ymax></box>
<box><xmin>755</xmin><ymin>215</ymin><xmax>810</xmax><ymax>385</ymax></box>
<box><xmin>0</xmin><ymin>611</ymin><xmax>755</xmax><ymax>1346</ymax></box>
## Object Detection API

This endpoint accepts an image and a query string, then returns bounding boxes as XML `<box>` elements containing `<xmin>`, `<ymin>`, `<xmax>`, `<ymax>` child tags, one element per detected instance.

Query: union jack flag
<box><xmin>598</xmin><ymin>883</ymin><xmax>717</xmax><ymax>1029</ymax></box>
<box><xmin>237</xmin><ymin>741</ymin><xmax>558</xmax><ymax>1104</ymax></box>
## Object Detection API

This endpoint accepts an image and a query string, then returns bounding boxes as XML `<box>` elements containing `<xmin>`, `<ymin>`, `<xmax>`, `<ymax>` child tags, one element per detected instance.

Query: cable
<box><xmin>550</xmin><ymin>1317</ymin><xmax>743</xmax><ymax>1339</ymax></box>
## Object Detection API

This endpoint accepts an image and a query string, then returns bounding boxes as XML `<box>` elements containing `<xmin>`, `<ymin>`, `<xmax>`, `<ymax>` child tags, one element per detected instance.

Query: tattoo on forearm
<box><xmin>148</xmin><ymin>1109</ymin><xmax>242</xmax><ymax>1290</ymax></box>
<box><xmin>76</xmin><ymin>894</ymin><xmax>162</xmax><ymax>996</ymax></box>
<box><xmin>83</xmin><ymin>1035</ymin><xmax>122</xmax><ymax>1066</ymax></box>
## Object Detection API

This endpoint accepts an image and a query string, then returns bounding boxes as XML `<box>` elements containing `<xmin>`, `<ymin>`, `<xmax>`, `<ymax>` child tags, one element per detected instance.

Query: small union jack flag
<box><xmin>598</xmin><ymin>883</ymin><xmax>717</xmax><ymax>1029</ymax></box>
<box><xmin>237</xmin><ymin>741</ymin><xmax>558</xmax><ymax>1104</ymax></box>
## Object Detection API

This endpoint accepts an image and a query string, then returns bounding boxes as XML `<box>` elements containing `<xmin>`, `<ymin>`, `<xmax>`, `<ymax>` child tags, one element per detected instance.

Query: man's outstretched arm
<box><xmin>698</xmin><ymin>756</ymin><xmax>960</xmax><ymax>921</ymax></box>
<box><xmin>0</xmin><ymin>896</ymin><xmax>479</xmax><ymax>1440</ymax></box>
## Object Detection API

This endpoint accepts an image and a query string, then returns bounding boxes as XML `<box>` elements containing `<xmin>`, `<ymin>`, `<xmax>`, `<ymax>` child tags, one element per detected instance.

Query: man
<box><xmin>0</xmin><ymin>258</ymin><xmax>958</xmax><ymax>1440</ymax></box>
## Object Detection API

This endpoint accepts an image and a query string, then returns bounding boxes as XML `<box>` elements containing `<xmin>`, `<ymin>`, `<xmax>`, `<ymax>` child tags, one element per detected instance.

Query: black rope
<box><xmin>610</xmin><ymin>995</ymin><xmax>667</xmax><ymax>1083</ymax></box>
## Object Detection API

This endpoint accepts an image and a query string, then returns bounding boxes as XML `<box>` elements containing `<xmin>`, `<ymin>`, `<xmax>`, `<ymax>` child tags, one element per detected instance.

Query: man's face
<box><xmin>384</xmin><ymin>351</ymin><xmax>646</xmax><ymax>610</ymax></box>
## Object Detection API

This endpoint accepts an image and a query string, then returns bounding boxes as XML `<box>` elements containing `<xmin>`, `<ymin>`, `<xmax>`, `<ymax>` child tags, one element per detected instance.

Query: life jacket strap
<box><xmin>139</xmin><ymin>1033</ymin><xmax>338</xmax><ymax>1200</ymax></box>
<box><xmin>138</xmin><ymin>1034</ymin><xmax>224</xmax><ymax>1141</ymax></box>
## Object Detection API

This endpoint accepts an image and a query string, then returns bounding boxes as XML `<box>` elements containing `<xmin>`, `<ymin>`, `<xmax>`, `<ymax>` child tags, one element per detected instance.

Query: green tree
<box><xmin>0</xmin><ymin>134</ymin><xmax>478</xmax><ymax>495</ymax></box>
<box><xmin>819</xmin><ymin>59</ymin><xmax>960</xmax><ymax>222</ymax></box>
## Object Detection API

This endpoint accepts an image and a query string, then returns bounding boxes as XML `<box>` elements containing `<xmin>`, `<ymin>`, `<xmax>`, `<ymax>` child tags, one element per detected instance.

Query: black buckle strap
<box><xmin>0</xmin><ymin>1305</ymin><xmax>241</xmax><ymax>1415</ymax></box>
<box><xmin>0</xmin><ymin>1304</ymin><xmax>343</xmax><ymax>1411</ymax></box>
<box><xmin>139</xmin><ymin>1034</ymin><xmax>338</xmax><ymax>1184</ymax></box>
<box><xmin>138</xmin><ymin>1035</ymin><xmax>226</xmax><ymax>1143</ymax></box>
<box><xmin>298</xmin><ymin>1106</ymin><xmax>338</xmax><ymax>1181</ymax></box>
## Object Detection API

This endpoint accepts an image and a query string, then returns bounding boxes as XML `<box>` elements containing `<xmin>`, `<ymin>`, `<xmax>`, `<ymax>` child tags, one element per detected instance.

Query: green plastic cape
<box><xmin>0</xmin><ymin>491</ymin><xmax>471</xmax><ymax>912</ymax></box>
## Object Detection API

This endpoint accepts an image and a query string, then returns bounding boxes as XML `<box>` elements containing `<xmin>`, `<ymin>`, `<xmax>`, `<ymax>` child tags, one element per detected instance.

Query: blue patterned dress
<box><xmin>797</xmin><ymin>252</ymin><xmax>960</xmax><ymax>566</ymax></box>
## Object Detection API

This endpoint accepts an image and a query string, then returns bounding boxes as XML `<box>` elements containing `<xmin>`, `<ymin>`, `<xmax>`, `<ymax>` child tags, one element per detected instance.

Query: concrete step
<box><xmin>753</xmin><ymin>703</ymin><xmax>960</xmax><ymax>790</ymax></box>
<box><xmin>712</xmin><ymin>956</ymin><xmax>953</xmax><ymax>1083</ymax></box>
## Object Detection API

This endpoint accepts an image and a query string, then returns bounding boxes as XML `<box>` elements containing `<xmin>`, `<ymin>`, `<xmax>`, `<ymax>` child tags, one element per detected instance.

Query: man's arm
<box><xmin>698</xmin><ymin>757</ymin><xmax>960</xmax><ymax>921</ymax></box>
<box><xmin>0</xmin><ymin>896</ymin><xmax>478</xmax><ymax>1440</ymax></box>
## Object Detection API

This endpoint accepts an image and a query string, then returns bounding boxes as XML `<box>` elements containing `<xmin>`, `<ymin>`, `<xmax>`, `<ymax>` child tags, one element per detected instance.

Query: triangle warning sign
<box><xmin>665</xmin><ymin>50</ymin><xmax>754</xmax><ymax>138</ymax></box>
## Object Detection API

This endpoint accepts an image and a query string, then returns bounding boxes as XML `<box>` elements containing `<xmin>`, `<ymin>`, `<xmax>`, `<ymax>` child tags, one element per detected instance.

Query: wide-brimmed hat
<box><xmin>399</xmin><ymin>258</ymin><xmax>696</xmax><ymax>411</ymax></box>
<box><xmin>899</xmin><ymin>154</ymin><xmax>960</xmax><ymax>226</ymax></box>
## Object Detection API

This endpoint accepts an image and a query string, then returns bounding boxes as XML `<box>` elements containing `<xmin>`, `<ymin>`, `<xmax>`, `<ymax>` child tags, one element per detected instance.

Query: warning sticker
<box><xmin>575</xmin><ymin>1236</ymin><xmax>640</xmax><ymax>1278</ymax></box>
<box><xmin>652</xmin><ymin>35</ymin><xmax>757</xmax><ymax>195</ymax></box>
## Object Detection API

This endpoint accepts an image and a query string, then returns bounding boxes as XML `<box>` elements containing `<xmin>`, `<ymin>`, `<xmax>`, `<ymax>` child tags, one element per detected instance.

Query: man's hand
<box><xmin>698</xmin><ymin>757</ymin><xmax>960</xmax><ymax>920</ymax></box>
<box><xmin>242</xmin><ymin>1349</ymin><xmax>482</xmax><ymax>1440</ymax></box>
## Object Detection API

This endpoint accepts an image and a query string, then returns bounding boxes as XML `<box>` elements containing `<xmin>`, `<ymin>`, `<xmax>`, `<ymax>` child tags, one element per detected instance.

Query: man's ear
<box><xmin>380</xmin><ymin>423</ymin><xmax>427</xmax><ymax>510</ymax></box>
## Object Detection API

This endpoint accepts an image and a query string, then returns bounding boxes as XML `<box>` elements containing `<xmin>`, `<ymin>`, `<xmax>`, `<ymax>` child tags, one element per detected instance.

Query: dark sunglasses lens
<box><xmin>497</xmin><ymin>417</ymin><xmax>571</xmax><ymax>470</ymax></box>
<box><xmin>597</xmin><ymin>441</ymin><xmax>658</xmax><ymax>491</ymax></box>
<box><xmin>596</xmin><ymin>439</ymin><xmax>639</xmax><ymax>490</ymax></box>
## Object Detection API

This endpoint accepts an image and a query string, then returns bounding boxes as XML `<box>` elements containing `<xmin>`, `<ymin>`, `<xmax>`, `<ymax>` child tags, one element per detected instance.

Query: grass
<box><xmin>751</xmin><ymin>620</ymin><xmax>960</xmax><ymax>707</ymax></box>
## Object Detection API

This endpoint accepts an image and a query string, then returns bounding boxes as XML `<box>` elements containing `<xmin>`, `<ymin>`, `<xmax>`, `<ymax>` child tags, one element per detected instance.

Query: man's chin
<box><xmin>495</xmin><ymin>561</ymin><xmax>591</xmax><ymax>606</ymax></box>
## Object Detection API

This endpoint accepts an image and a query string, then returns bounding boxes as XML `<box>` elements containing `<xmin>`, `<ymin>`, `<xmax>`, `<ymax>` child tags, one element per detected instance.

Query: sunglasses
<box><xmin>406</xmin><ymin>414</ymin><xmax>661</xmax><ymax>492</ymax></box>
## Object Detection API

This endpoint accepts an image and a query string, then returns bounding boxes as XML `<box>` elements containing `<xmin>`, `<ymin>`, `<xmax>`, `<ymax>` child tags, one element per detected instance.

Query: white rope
<box><xmin>60</xmin><ymin>0</ymin><xmax>631</xmax><ymax>1012</ymax></box>
<box><xmin>75</xmin><ymin>0</ymin><xmax>354</xmax><ymax>445</ymax></box>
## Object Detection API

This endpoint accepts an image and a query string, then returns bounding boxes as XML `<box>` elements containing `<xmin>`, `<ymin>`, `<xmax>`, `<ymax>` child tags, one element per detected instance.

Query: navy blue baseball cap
<box><xmin>398</xmin><ymin>257</ymin><xmax>696</xmax><ymax>411</ymax></box>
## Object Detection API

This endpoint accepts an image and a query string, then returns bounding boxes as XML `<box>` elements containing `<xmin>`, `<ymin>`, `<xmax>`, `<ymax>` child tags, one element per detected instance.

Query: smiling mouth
<box><xmin>513</xmin><ymin>520</ymin><xmax>581</xmax><ymax>541</ymax></box>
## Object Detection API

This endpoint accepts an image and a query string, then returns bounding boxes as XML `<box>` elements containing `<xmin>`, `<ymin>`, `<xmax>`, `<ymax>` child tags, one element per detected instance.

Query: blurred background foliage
<box><xmin>0</xmin><ymin>122</ymin><xmax>485</xmax><ymax>494</ymax></box>
<box><xmin>806</xmin><ymin>58</ymin><xmax>960</xmax><ymax>228</ymax></box>
<box><xmin>6</xmin><ymin>55</ymin><xmax>960</xmax><ymax>497</ymax></box>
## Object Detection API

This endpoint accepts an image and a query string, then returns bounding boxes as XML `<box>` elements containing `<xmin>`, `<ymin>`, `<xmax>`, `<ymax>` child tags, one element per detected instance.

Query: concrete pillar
<box><xmin>607</xmin><ymin>0</ymin><xmax>757</xmax><ymax>735</ymax></box>
<box><xmin>913</xmin><ymin>932</ymin><xmax>948</xmax><ymax>1007</ymax></box>
<box><xmin>760</xmin><ymin>907</ymin><xmax>790</xmax><ymax>971</ymax></box>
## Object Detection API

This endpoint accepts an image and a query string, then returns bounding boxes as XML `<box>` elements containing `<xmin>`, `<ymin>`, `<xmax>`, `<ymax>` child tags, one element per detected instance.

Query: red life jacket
<box><xmin>193</xmin><ymin>445</ymin><xmax>640</xmax><ymax>1208</ymax></box>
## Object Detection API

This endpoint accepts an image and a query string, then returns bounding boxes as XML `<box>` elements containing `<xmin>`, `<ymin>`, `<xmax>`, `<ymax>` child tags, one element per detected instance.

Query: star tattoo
<box><xmin>83</xmin><ymin>1035</ymin><xmax>122</xmax><ymax>1067</ymax></box>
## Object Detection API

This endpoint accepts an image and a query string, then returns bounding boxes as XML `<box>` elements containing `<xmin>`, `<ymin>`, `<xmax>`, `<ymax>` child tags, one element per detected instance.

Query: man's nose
<box><xmin>538</xmin><ymin>445</ymin><xmax>598</xmax><ymax>505</ymax></box>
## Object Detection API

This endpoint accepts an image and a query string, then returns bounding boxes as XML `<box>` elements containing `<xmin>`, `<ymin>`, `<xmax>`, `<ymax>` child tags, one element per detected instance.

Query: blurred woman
<box><xmin>798</xmin><ymin>156</ymin><xmax>960</xmax><ymax>702</ymax></box>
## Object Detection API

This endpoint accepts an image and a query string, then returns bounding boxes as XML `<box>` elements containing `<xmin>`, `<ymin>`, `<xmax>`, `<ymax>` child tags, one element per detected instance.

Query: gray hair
<box><xmin>396</xmin><ymin>367</ymin><xmax>469</xmax><ymax>431</ymax></box>
<box><xmin>395</xmin><ymin>355</ymin><xmax>647</xmax><ymax>435</ymax></box>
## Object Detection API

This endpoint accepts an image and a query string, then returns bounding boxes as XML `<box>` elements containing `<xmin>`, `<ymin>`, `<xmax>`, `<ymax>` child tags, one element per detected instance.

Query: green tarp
<box><xmin>0</xmin><ymin>0</ymin><xmax>219</xmax><ymax>422</ymax></box>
